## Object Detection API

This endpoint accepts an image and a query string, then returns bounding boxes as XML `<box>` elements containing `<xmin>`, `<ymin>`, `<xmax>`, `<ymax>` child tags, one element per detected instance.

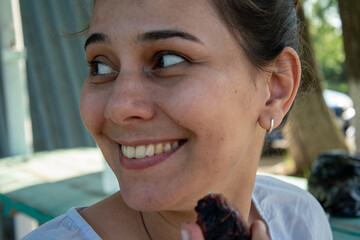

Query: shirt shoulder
<box><xmin>253</xmin><ymin>175</ymin><xmax>333</xmax><ymax>240</ymax></box>
<box><xmin>22</xmin><ymin>207</ymin><xmax>101</xmax><ymax>240</ymax></box>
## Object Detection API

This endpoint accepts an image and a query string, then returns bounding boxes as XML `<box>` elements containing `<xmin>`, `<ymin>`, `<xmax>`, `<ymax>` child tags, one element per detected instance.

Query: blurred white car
<box><xmin>266</xmin><ymin>89</ymin><xmax>356</xmax><ymax>149</ymax></box>
<box><xmin>322</xmin><ymin>89</ymin><xmax>355</xmax><ymax>137</ymax></box>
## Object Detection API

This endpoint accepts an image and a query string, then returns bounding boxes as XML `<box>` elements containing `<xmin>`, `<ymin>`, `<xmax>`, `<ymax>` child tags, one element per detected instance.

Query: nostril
<box><xmin>105</xmin><ymin>98</ymin><xmax>156</xmax><ymax>124</ymax></box>
<box><xmin>123</xmin><ymin>115</ymin><xmax>148</xmax><ymax>122</ymax></box>
<box><xmin>131</xmin><ymin>116</ymin><xmax>144</xmax><ymax>120</ymax></box>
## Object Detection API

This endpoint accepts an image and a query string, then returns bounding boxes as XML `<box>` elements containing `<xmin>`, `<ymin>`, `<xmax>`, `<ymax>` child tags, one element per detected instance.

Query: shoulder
<box><xmin>22</xmin><ymin>207</ymin><xmax>101</xmax><ymax>240</ymax></box>
<box><xmin>253</xmin><ymin>175</ymin><xmax>333</xmax><ymax>240</ymax></box>
<box><xmin>254</xmin><ymin>174</ymin><xmax>309</xmax><ymax>200</ymax></box>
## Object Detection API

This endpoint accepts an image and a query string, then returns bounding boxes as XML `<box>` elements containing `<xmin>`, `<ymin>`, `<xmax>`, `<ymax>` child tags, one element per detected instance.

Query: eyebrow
<box><xmin>136</xmin><ymin>29</ymin><xmax>203</xmax><ymax>44</ymax></box>
<box><xmin>84</xmin><ymin>29</ymin><xmax>203</xmax><ymax>50</ymax></box>
<box><xmin>84</xmin><ymin>33</ymin><xmax>109</xmax><ymax>50</ymax></box>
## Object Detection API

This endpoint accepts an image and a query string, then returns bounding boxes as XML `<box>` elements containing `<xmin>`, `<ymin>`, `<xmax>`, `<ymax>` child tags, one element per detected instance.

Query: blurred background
<box><xmin>0</xmin><ymin>0</ymin><xmax>359</xmax><ymax>175</ymax></box>
<box><xmin>0</xmin><ymin>0</ymin><xmax>93</xmax><ymax>158</ymax></box>
<box><xmin>0</xmin><ymin>0</ymin><xmax>359</xmax><ymax>239</ymax></box>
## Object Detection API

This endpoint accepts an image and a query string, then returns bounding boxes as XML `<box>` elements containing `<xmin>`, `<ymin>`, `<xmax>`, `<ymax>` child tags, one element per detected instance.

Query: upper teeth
<box><xmin>122</xmin><ymin>141</ymin><xmax>180</xmax><ymax>159</ymax></box>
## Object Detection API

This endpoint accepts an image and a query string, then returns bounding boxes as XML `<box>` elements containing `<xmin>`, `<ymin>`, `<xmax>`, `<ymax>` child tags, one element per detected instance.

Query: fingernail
<box><xmin>181</xmin><ymin>228</ymin><xmax>190</xmax><ymax>240</ymax></box>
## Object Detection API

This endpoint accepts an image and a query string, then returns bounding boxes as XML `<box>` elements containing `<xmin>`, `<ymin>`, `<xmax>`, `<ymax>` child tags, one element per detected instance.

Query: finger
<box><xmin>181</xmin><ymin>222</ymin><xmax>205</xmax><ymax>240</ymax></box>
<box><xmin>250</xmin><ymin>220</ymin><xmax>269</xmax><ymax>240</ymax></box>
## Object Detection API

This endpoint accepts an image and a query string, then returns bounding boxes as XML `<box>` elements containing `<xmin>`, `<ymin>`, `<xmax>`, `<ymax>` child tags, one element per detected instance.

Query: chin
<box><xmin>118</xmin><ymin>177</ymin><xmax>190</xmax><ymax>212</ymax></box>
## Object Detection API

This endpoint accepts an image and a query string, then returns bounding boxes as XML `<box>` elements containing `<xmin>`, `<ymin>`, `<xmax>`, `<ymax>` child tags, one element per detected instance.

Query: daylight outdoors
<box><xmin>0</xmin><ymin>0</ymin><xmax>359</xmax><ymax>239</ymax></box>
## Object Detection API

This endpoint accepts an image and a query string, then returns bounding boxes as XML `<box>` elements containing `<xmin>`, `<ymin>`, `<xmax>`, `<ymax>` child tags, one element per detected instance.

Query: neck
<box><xmin>141</xmin><ymin>209</ymin><xmax>197</xmax><ymax>240</ymax></box>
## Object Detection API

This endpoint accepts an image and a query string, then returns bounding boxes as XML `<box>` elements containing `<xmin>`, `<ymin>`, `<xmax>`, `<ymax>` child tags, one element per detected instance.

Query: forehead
<box><xmin>89</xmin><ymin>0</ymin><xmax>222</xmax><ymax>36</ymax></box>
<box><xmin>87</xmin><ymin>0</ymin><xmax>253</xmax><ymax>73</ymax></box>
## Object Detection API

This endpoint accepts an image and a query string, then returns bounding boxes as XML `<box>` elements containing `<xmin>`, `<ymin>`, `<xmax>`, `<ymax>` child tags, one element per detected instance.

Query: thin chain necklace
<box><xmin>140</xmin><ymin>211</ymin><xmax>153</xmax><ymax>240</ymax></box>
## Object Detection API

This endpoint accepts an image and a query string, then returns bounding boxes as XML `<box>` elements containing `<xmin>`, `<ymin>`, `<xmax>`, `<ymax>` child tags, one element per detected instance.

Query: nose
<box><xmin>104</xmin><ymin>71</ymin><xmax>155</xmax><ymax>125</ymax></box>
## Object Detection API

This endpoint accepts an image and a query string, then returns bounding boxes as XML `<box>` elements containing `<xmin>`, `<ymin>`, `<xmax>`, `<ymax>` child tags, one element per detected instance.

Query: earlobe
<box><xmin>259</xmin><ymin>47</ymin><xmax>301</xmax><ymax>131</ymax></box>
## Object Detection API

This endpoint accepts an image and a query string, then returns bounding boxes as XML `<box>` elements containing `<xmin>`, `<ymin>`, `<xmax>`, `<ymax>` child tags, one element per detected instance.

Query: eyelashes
<box><xmin>86</xmin><ymin>59</ymin><xmax>118</xmax><ymax>84</ymax></box>
<box><xmin>86</xmin><ymin>51</ymin><xmax>192</xmax><ymax>82</ymax></box>
<box><xmin>88</xmin><ymin>61</ymin><xmax>117</xmax><ymax>76</ymax></box>
<box><xmin>152</xmin><ymin>51</ymin><xmax>189</xmax><ymax>69</ymax></box>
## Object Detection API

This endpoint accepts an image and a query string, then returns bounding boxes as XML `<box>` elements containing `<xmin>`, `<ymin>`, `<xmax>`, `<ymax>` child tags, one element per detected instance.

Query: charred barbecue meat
<box><xmin>195</xmin><ymin>193</ymin><xmax>251</xmax><ymax>240</ymax></box>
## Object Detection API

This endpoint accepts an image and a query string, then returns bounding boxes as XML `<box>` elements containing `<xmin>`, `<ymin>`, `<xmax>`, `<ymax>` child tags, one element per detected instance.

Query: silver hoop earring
<box><xmin>267</xmin><ymin>118</ymin><xmax>274</xmax><ymax>133</ymax></box>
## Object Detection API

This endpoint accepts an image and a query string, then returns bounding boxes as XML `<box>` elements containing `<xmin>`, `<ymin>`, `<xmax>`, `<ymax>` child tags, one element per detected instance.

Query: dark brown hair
<box><xmin>210</xmin><ymin>0</ymin><xmax>299</xmax><ymax>70</ymax></box>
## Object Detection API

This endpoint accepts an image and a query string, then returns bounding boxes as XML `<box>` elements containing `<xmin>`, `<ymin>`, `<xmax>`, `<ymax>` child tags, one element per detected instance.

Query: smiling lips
<box><xmin>119</xmin><ymin>140</ymin><xmax>185</xmax><ymax>170</ymax></box>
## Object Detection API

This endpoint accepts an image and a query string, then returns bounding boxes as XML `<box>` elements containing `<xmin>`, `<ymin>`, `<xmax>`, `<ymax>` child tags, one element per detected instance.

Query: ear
<box><xmin>258</xmin><ymin>47</ymin><xmax>301</xmax><ymax>131</ymax></box>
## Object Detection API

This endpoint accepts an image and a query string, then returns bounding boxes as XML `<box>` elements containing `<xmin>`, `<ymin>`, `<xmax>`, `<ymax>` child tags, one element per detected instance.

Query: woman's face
<box><xmin>81</xmin><ymin>0</ymin><xmax>270</xmax><ymax>211</ymax></box>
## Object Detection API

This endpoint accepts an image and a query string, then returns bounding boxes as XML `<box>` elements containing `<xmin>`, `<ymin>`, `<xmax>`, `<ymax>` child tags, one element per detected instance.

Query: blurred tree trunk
<box><xmin>338</xmin><ymin>0</ymin><xmax>360</xmax><ymax>152</ymax></box>
<box><xmin>283</xmin><ymin>3</ymin><xmax>349</xmax><ymax>176</ymax></box>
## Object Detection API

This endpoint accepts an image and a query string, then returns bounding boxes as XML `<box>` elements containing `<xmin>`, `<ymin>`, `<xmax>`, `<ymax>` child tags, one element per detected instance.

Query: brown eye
<box><xmin>89</xmin><ymin>61</ymin><xmax>117</xmax><ymax>76</ymax></box>
<box><xmin>153</xmin><ymin>53</ymin><xmax>187</xmax><ymax>69</ymax></box>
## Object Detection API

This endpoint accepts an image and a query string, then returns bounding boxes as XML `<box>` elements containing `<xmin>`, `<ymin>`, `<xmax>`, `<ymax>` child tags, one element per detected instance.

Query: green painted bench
<box><xmin>0</xmin><ymin>148</ymin><xmax>108</xmax><ymax>224</ymax></box>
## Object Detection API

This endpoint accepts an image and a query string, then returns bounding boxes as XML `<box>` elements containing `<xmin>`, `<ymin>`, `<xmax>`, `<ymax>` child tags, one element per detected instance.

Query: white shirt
<box><xmin>253</xmin><ymin>175</ymin><xmax>333</xmax><ymax>240</ymax></box>
<box><xmin>23</xmin><ymin>175</ymin><xmax>333</xmax><ymax>240</ymax></box>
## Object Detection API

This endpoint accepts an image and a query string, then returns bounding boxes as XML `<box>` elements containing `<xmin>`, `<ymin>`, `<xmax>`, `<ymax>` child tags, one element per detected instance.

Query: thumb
<box><xmin>250</xmin><ymin>220</ymin><xmax>269</xmax><ymax>240</ymax></box>
<box><xmin>181</xmin><ymin>222</ymin><xmax>205</xmax><ymax>240</ymax></box>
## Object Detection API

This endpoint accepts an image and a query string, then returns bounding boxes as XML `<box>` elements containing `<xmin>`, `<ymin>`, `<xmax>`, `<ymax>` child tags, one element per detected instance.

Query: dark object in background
<box><xmin>308</xmin><ymin>151</ymin><xmax>360</xmax><ymax>217</ymax></box>
<box><xmin>195</xmin><ymin>193</ymin><xmax>251</xmax><ymax>240</ymax></box>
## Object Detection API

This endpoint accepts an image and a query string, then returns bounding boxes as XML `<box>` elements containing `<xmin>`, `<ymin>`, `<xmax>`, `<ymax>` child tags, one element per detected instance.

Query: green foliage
<box><xmin>305</xmin><ymin>0</ymin><xmax>347</xmax><ymax>93</ymax></box>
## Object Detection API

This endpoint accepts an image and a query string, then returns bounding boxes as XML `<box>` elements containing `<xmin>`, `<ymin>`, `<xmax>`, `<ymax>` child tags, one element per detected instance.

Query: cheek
<box><xmin>80</xmin><ymin>85</ymin><xmax>119</xmax><ymax>171</ymax></box>
<box><xmin>79</xmin><ymin>84</ymin><xmax>107</xmax><ymax>135</ymax></box>
<box><xmin>167</xmin><ymin>74</ymin><xmax>252</xmax><ymax>136</ymax></box>
<box><xmin>165</xmin><ymin>82</ymin><xmax>218</xmax><ymax>133</ymax></box>
<box><xmin>163</xmin><ymin>73</ymin><xmax>260</xmax><ymax>164</ymax></box>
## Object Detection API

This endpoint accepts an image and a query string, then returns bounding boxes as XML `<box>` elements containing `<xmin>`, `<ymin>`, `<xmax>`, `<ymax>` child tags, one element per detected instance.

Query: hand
<box><xmin>181</xmin><ymin>220</ymin><xmax>269</xmax><ymax>240</ymax></box>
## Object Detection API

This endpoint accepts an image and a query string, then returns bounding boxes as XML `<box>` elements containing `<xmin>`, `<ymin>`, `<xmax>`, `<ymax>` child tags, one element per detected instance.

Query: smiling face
<box><xmin>80</xmin><ymin>0</ymin><xmax>271</xmax><ymax>212</ymax></box>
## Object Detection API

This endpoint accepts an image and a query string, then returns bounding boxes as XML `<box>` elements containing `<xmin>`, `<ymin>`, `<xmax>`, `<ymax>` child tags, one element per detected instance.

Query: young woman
<box><xmin>24</xmin><ymin>0</ymin><xmax>332</xmax><ymax>239</ymax></box>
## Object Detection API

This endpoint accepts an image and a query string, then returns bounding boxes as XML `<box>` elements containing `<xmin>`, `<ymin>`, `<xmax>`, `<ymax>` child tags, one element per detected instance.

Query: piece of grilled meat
<box><xmin>195</xmin><ymin>193</ymin><xmax>251</xmax><ymax>240</ymax></box>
